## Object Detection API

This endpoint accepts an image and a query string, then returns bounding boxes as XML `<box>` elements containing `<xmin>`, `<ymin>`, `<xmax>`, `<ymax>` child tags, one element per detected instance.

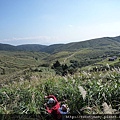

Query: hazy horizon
<box><xmin>1</xmin><ymin>0</ymin><xmax>120</xmax><ymax>45</ymax></box>
<box><xmin>1</xmin><ymin>34</ymin><xmax>120</xmax><ymax>46</ymax></box>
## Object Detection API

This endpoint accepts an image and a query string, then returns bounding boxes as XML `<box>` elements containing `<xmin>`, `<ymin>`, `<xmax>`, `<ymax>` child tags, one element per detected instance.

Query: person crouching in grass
<box><xmin>44</xmin><ymin>95</ymin><xmax>62</xmax><ymax>120</ymax></box>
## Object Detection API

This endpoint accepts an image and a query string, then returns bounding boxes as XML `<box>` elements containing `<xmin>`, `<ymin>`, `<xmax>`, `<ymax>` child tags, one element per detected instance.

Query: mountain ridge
<box><xmin>0</xmin><ymin>35</ymin><xmax>120</xmax><ymax>53</ymax></box>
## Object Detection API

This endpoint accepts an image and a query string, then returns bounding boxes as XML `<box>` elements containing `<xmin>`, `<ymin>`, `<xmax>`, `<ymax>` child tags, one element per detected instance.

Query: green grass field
<box><xmin>0</xmin><ymin>69</ymin><xmax>119</xmax><ymax>115</ymax></box>
<box><xmin>0</xmin><ymin>50</ymin><xmax>120</xmax><ymax>119</ymax></box>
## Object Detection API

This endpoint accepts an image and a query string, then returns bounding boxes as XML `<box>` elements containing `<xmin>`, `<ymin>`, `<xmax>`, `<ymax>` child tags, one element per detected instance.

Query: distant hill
<box><xmin>16</xmin><ymin>44</ymin><xmax>47</xmax><ymax>51</ymax></box>
<box><xmin>0</xmin><ymin>35</ymin><xmax>120</xmax><ymax>53</ymax></box>
<box><xmin>40</xmin><ymin>44</ymin><xmax>64</xmax><ymax>53</ymax></box>
<box><xmin>0</xmin><ymin>43</ymin><xmax>16</xmax><ymax>51</ymax></box>
<box><xmin>0</xmin><ymin>43</ymin><xmax>47</xmax><ymax>52</ymax></box>
<box><xmin>41</xmin><ymin>36</ymin><xmax>120</xmax><ymax>53</ymax></box>
<box><xmin>113</xmin><ymin>36</ymin><xmax>120</xmax><ymax>42</ymax></box>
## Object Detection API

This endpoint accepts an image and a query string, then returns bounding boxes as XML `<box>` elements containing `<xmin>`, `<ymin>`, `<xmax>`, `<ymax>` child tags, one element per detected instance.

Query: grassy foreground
<box><xmin>0</xmin><ymin>67</ymin><xmax>120</xmax><ymax>119</ymax></box>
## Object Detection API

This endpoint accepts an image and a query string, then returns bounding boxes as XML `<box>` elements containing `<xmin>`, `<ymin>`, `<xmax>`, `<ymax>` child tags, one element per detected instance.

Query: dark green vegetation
<box><xmin>0</xmin><ymin>36</ymin><xmax>120</xmax><ymax>119</ymax></box>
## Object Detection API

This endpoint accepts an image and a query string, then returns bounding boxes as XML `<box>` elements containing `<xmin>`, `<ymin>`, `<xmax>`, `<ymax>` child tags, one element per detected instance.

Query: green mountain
<box><xmin>0</xmin><ymin>43</ymin><xmax>16</xmax><ymax>51</ymax></box>
<box><xmin>17</xmin><ymin>44</ymin><xmax>47</xmax><ymax>51</ymax></box>
<box><xmin>0</xmin><ymin>35</ymin><xmax>120</xmax><ymax>53</ymax></box>
<box><xmin>40</xmin><ymin>44</ymin><xmax>64</xmax><ymax>53</ymax></box>
<box><xmin>0</xmin><ymin>43</ymin><xmax>47</xmax><ymax>51</ymax></box>
<box><xmin>41</xmin><ymin>36</ymin><xmax>120</xmax><ymax>53</ymax></box>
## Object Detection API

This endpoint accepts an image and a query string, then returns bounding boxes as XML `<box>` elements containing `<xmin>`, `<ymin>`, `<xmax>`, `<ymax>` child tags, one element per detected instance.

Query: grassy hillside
<box><xmin>1</xmin><ymin>47</ymin><xmax>120</xmax><ymax>84</ymax></box>
<box><xmin>0</xmin><ymin>66</ymin><xmax>119</xmax><ymax>119</ymax></box>
<box><xmin>17</xmin><ymin>44</ymin><xmax>47</xmax><ymax>51</ymax></box>
<box><xmin>41</xmin><ymin>36</ymin><xmax>120</xmax><ymax>53</ymax></box>
<box><xmin>1</xmin><ymin>36</ymin><xmax>120</xmax><ymax>53</ymax></box>
<box><xmin>0</xmin><ymin>43</ymin><xmax>16</xmax><ymax>51</ymax></box>
<box><xmin>0</xmin><ymin>51</ymin><xmax>50</xmax><ymax>84</ymax></box>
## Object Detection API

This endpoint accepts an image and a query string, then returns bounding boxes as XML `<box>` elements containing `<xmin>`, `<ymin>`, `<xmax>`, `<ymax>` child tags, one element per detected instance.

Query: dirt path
<box><xmin>63</xmin><ymin>53</ymin><xmax>75</xmax><ymax>63</ymax></box>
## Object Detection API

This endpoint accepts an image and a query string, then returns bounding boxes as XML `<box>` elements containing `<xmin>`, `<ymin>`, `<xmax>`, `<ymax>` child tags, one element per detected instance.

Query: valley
<box><xmin>0</xmin><ymin>36</ymin><xmax>120</xmax><ymax>118</ymax></box>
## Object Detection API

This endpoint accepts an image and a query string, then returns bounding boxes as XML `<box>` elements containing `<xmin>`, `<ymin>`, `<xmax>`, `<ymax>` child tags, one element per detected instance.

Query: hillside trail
<box><xmin>63</xmin><ymin>52</ymin><xmax>76</xmax><ymax>63</ymax></box>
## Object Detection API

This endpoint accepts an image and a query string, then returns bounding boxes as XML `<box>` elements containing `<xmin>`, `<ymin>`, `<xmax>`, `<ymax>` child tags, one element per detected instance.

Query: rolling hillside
<box><xmin>0</xmin><ymin>35</ymin><xmax>120</xmax><ymax>53</ymax></box>
<box><xmin>17</xmin><ymin>44</ymin><xmax>47</xmax><ymax>51</ymax></box>
<box><xmin>1</xmin><ymin>35</ymin><xmax>120</xmax><ymax>71</ymax></box>
<box><xmin>0</xmin><ymin>51</ymin><xmax>49</xmax><ymax>84</ymax></box>
<box><xmin>1</xmin><ymin>35</ymin><xmax>120</xmax><ymax>76</ymax></box>
<box><xmin>41</xmin><ymin>36</ymin><xmax>120</xmax><ymax>53</ymax></box>
<box><xmin>0</xmin><ymin>43</ymin><xmax>17</xmax><ymax>51</ymax></box>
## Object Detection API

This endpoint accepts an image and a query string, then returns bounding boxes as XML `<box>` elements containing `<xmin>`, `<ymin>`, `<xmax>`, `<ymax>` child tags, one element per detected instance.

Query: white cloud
<box><xmin>4</xmin><ymin>36</ymin><xmax>55</xmax><ymax>41</ymax></box>
<box><xmin>68</xmin><ymin>24</ymin><xmax>73</xmax><ymax>27</ymax></box>
<box><xmin>0</xmin><ymin>36</ymin><xmax>60</xmax><ymax>45</ymax></box>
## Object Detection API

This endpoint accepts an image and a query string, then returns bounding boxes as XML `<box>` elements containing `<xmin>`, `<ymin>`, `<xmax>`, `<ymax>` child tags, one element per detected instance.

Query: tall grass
<box><xmin>0</xmin><ymin>67</ymin><xmax>120</xmax><ymax>119</ymax></box>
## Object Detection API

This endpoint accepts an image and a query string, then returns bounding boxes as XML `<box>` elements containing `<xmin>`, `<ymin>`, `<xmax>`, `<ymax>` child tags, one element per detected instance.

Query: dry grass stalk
<box><xmin>102</xmin><ymin>102</ymin><xmax>114</xmax><ymax>114</ymax></box>
<box><xmin>78</xmin><ymin>85</ymin><xmax>87</xmax><ymax>100</ymax></box>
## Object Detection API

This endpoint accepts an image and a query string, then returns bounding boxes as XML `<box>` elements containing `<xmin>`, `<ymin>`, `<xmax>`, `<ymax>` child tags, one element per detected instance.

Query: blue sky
<box><xmin>0</xmin><ymin>0</ymin><xmax>120</xmax><ymax>45</ymax></box>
